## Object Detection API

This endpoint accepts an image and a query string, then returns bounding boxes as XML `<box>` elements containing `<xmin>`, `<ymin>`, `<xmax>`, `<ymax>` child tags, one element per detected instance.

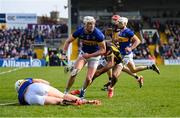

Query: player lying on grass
<box><xmin>15</xmin><ymin>78</ymin><xmax>101</xmax><ymax>106</ymax></box>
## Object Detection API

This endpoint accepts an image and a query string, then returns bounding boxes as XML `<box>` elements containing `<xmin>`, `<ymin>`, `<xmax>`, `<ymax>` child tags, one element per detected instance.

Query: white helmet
<box><xmin>83</xmin><ymin>16</ymin><xmax>96</xmax><ymax>24</ymax></box>
<box><xmin>118</xmin><ymin>17</ymin><xmax>128</xmax><ymax>25</ymax></box>
<box><xmin>15</xmin><ymin>80</ymin><xmax>24</xmax><ymax>92</ymax></box>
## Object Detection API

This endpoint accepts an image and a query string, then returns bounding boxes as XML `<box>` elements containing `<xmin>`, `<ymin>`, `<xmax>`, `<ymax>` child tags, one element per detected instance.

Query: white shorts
<box><xmin>79</xmin><ymin>51</ymin><xmax>101</xmax><ymax>68</ymax></box>
<box><xmin>122</xmin><ymin>52</ymin><xmax>134</xmax><ymax>65</ymax></box>
<box><xmin>24</xmin><ymin>83</ymin><xmax>50</xmax><ymax>105</ymax></box>
<box><xmin>87</xmin><ymin>56</ymin><xmax>101</xmax><ymax>68</ymax></box>
<box><xmin>98</xmin><ymin>57</ymin><xmax>107</xmax><ymax>67</ymax></box>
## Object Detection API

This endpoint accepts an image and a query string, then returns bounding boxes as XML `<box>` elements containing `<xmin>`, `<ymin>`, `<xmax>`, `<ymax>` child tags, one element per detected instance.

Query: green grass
<box><xmin>0</xmin><ymin>66</ymin><xmax>180</xmax><ymax>117</ymax></box>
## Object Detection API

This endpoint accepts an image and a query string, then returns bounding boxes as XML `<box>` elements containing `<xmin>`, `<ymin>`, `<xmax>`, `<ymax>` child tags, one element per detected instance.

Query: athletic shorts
<box><xmin>24</xmin><ymin>83</ymin><xmax>50</xmax><ymax>105</ymax></box>
<box><xmin>87</xmin><ymin>56</ymin><xmax>101</xmax><ymax>68</ymax></box>
<box><xmin>98</xmin><ymin>57</ymin><xmax>107</xmax><ymax>67</ymax></box>
<box><xmin>122</xmin><ymin>52</ymin><xmax>134</xmax><ymax>65</ymax></box>
<box><xmin>79</xmin><ymin>51</ymin><xmax>101</xmax><ymax>69</ymax></box>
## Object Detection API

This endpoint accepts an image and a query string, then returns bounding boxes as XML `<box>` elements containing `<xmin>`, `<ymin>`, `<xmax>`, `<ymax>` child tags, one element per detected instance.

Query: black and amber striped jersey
<box><xmin>105</xmin><ymin>42</ymin><xmax>123</xmax><ymax>64</ymax></box>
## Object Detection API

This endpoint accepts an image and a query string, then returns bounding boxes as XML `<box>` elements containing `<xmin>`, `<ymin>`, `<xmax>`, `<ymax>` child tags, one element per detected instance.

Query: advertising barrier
<box><xmin>164</xmin><ymin>59</ymin><xmax>180</xmax><ymax>65</ymax></box>
<box><xmin>134</xmin><ymin>59</ymin><xmax>155</xmax><ymax>65</ymax></box>
<box><xmin>0</xmin><ymin>59</ymin><xmax>45</xmax><ymax>67</ymax></box>
<box><xmin>28</xmin><ymin>24</ymin><xmax>62</xmax><ymax>30</ymax></box>
<box><xmin>6</xmin><ymin>13</ymin><xmax>37</xmax><ymax>24</ymax></box>
<box><xmin>0</xmin><ymin>13</ymin><xmax>6</xmax><ymax>23</ymax></box>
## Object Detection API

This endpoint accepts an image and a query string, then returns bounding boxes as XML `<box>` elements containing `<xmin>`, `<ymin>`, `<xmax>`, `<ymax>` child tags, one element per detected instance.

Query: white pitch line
<box><xmin>0</xmin><ymin>102</ymin><xmax>18</xmax><ymax>106</ymax></box>
<box><xmin>0</xmin><ymin>67</ymin><xmax>24</xmax><ymax>75</ymax></box>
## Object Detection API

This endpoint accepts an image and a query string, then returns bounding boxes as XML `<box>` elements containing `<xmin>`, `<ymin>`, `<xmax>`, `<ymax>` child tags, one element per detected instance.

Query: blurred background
<box><xmin>0</xmin><ymin>0</ymin><xmax>179</xmax><ymax>67</ymax></box>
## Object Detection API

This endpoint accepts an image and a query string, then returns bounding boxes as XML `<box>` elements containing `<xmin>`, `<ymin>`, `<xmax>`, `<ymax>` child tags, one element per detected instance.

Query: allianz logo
<box><xmin>2</xmin><ymin>59</ymin><xmax>42</xmax><ymax>67</ymax></box>
<box><xmin>7</xmin><ymin>16</ymin><xmax>16</xmax><ymax>21</ymax></box>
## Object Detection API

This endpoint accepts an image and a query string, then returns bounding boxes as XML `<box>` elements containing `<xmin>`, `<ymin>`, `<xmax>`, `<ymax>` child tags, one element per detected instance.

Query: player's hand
<box><xmin>82</xmin><ymin>53</ymin><xmax>90</xmax><ymax>59</ymax></box>
<box><xmin>61</xmin><ymin>53</ymin><xmax>67</xmax><ymax>60</ymax></box>
<box><xmin>125</xmin><ymin>47</ymin><xmax>132</xmax><ymax>52</ymax></box>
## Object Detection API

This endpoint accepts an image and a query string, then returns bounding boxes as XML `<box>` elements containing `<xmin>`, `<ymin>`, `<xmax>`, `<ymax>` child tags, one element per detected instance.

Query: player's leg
<box><xmin>124</xmin><ymin>53</ymin><xmax>160</xmax><ymax>74</ymax></box>
<box><xmin>127</xmin><ymin>61</ymin><xmax>160</xmax><ymax>74</ymax></box>
<box><xmin>63</xmin><ymin>94</ymin><xmax>102</xmax><ymax>105</ymax></box>
<box><xmin>64</xmin><ymin>56</ymin><xmax>86</xmax><ymax>94</ymax></box>
<box><xmin>102</xmin><ymin>69</ymin><xmax>112</xmax><ymax>91</ymax></box>
<box><xmin>107</xmin><ymin>64</ymin><xmax>123</xmax><ymax>98</ymax></box>
<box><xmin>47</xmin><ymin>87</ymin><xmax>102</xmax><ymax>106</ymax></box>
<box><xmin>122</xmin><ymin>66</ymin><xmax>138</xmax><ymax>79</ymax></box>
<box><xmin>48</xmin><ymin>86</ymin><xmax>64</xmax><ymax>98</ymax></box>
<box><xmin>24</xmin><ymin>83</ymin><xmax>63</xmax><ymax>105</ymax></box>
<box><xmin>79</xmin><ymin>67</ymin><xmax>97</xmax><ymax>98</ymax></box>
<box><xmin>127</xmin><ymin>61</ymin><xmax>148</xmax><ymax>73</ymax></box>
<box><xmin>91</xmin><ymin>64</ymin><xmax>103</xmax><ymax>83</ymax></box>
<box><xmin>110</xmin><ymin>64</ymin><xmax>123</xmax><ymax>88</ymax></box>
<box><xmin>26</xmin><ymin>94</ymin><xmax>64</xmax><ymax>105</ymax></box>
<box><xmin>93</xmin><ymin>57</ymin><xmax>114</xmax><ymax>90</ymax></box>
<box><xmin>44</xmin><ymin>96</ymin><xmax>64</xmax><ymax>105</ymax></box>
<box><xmin>92</xmin><ymin>57</ymin><xmax>111</xmax><ymax>83</ymax></box>
<box><xmin>70</xmin><ymin>62</ymin><xmax>112</xmax><ymax>95</ymax></box>
<box><xmin>92</xmin><ymin>63</ymin><xmax>113</xmax><ymax>82</ymax></box>
<box><xmin>79</xmin><ymin>57</ymin><xmax>100</xmax><ymax>99</ymax></box>
<box><xmin>123</xmin><ymin>53</ymin><xmax>147</xmax><ymax>73</ymax></box>
<box><xmin>123</xmin><ymin>53</ymin><xmax>145</xmax><ymax>87</ymax></box>
<box><xmin>107</xmin><ymin>69</ymin><xmax>113</xmax><ymax>83</ymax></box>
<box><xmin>122</xmin><ymin>66</ymin><xmax>144</xmax><ymax>88</ymax></box>
<box><xmin>45</xmin><ymin>96</ymin><xmax>81</xmax><ymax>106</ymax></box>
<box><xmin>47</xmin><ymin>86</ymin><xmax>84</xmax><ymax>105</ymax></box>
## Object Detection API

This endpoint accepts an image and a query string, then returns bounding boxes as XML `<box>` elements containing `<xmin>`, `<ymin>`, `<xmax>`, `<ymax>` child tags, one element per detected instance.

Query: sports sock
<box><xmin>81</xmin><ymin>87</ymin><xmax>86</xmax><ymax>92</ymax></box>
<box><xmin>104</xmin><ymin>81</ymin><xmax>111</xmax><ymax>87</ymax></box>
<box><xmin>135</xmin><ymin>75</ymin><xmax>139</xmax><ymax>79</ymax></box>
<box><xmin>64</xmin><ymin>88</ymin><xmax>69</xmax><ymax>94</ymax></box>
<box><xmin>147</xmin><ymin>65</ymin><xmax>152</xmax><ymax>69</ymax></box>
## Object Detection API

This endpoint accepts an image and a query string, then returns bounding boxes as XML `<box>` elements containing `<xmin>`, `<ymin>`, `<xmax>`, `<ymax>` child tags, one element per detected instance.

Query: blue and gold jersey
<box><xmin>117</xmin><ymin>28</ymin><xmax>134</xmax><ymax>55</ymax></box>
<box><xmin>18</xmin><ymin>78</ymin><xmax>33</xmax><ymax>105</ymax></box>
<box><xmin>72</xmin><ymin>27</ymin><xmax>105</xmax><ymax>54</ymax></box>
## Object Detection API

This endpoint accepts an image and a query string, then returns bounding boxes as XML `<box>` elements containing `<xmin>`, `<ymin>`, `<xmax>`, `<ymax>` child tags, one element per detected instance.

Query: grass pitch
<box><xmin>0</xmin><ymin>65</ymin><xmax>180</xmax><ymax>117</ymax></box>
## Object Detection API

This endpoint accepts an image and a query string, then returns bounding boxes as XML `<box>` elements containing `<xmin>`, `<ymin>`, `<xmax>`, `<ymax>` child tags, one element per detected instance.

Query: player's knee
<box><xmin>112</xmin><ymin>73</ymin><xmax>118</xmax><ymax>79</ymax></box>
<box><xmin>94</xmin><ymin>71</ymin><xmax>100</xmax><ymax>77</ymax></box>
<box><xmin>86</xmin><ymin>78</ymin><xmax>92</xmax><ymax>84</ymax></box>
<box><xmin>107</xmin><ymin>62</ymin><xmax>114</xmax><ymax>68</ymax></box>
<box><xmin>86</xmin><ymin>75</ymin><xmax>93</xmax><ymax>82</ymax></box>
<box><xmin>70</xmin><ymin>68</ymin><xmax>80</xmax><ymax>77</ymax></box>
<box><xmin>130</xmin><ymin>68</ymin><xmax>137</xmax><ymax>73</ymax></box>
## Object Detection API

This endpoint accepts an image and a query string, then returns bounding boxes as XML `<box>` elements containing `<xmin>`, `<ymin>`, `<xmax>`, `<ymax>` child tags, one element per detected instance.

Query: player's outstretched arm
<box><xmin>130</xmin><ymin>35</ymin><xmax>141</xmax><ymax>50</ymax></box>
<box><xmin>63</xmin><ymin>35</ymin><xmax>75</xmax><ymax>53</ymax></box>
